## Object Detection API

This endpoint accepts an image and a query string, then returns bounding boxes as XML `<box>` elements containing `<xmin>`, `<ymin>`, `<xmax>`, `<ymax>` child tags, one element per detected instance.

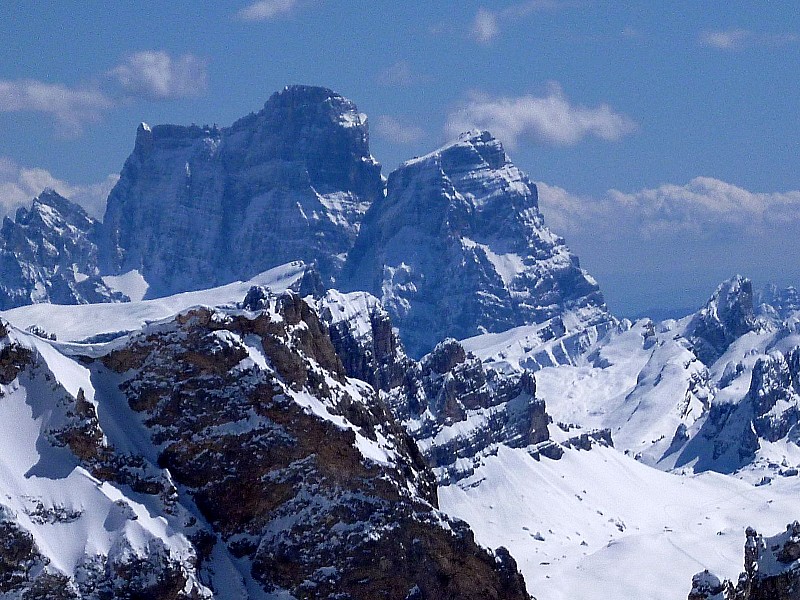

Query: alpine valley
<box><xmin>0</xmin><ymin>86</ymin><xmax>797</xmax><ymax>600</ymax></box>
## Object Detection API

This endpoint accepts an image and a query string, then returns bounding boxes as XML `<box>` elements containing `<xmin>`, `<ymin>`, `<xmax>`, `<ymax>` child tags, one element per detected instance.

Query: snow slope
<box><xmin>0</xmin><ymin>326</ymin><xmax>210</xmax><ymax>597</ymax></box>
<box><xmin>1</xmin><ymin>262</ymin><xmax>307</xmax><ymax>342</ymax></box>
<box><xmin>439</xmin><ymin>444</ymin><xmax>800</xmax><ymax>600</ymax></box>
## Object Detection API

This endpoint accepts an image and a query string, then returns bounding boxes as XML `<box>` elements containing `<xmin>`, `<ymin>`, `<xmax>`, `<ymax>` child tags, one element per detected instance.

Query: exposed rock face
<box><xmin>1</xmin><ymin>90</ymin><xmax>612</xmax><ymax>375</ymax></box>
<box><xmin>0</xmin><ymin>190</ymin><xmax>126</xmax><ymax>309</ymax></box>
<box><xmin>103</xmin><ymin>294</ymin><xmax>531</xmax><ymax>599</ymax></box>
<box><xmin>678</xmin><ymin>345</ymin><xmax>800</xmax><ymax>473</ymax></box>
<box><xmin>321</xmin><ymin>289</ymin><xmax>411</xmax><ymax>393</ymax></box>
<box><xmin>101</xmin><ymin>85</ymin><xmax>383</xmax><ymax>296</ymax></box>
<box><xmin>343</xmin><ymin>130</ymin><xmax>610</xmax><ymax>358</ymax></box>
<box><xmin>688</xmin><ymin>276</ymin><xmax>759</xmax><ymax>365</ymax></box>
<box><xmin>0</xmin><ymin>509</ymin><xmax>45</xmax><ymax>595</ymax></box>
<box><xmin>747</xmin><ymin>349</ymin><xmax>800</xmax><ymax>443</ymax></box>
<box><xmin>688</xmin><ymin>570</ymin><xmax>725</xmax><ymax>600</ymax></box>
<box><xmin>690</xmin><ymin>522</ymin><xmax>800</xmax><ymax>600</ymax></box>
<box><xmin>403</xmin><ymin>339</ymin><xmax>550</xmax><ymax>483</ymax></box>
<box><xmin>320</xmin><ymin>290</ymin><xmax>552</xmax><ymax>484</ymax></box>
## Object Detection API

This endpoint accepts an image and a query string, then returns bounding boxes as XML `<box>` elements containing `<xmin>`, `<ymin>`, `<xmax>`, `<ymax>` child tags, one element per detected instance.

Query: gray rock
<box><xmin>319</xmin><ymin>290</ymin><xmax>553</xmax><ymax>484</ymax></box>
<box><xmin>687</xmin><ymin>276</ymin><xmax>758</xmax><ymax>365</ymax></box>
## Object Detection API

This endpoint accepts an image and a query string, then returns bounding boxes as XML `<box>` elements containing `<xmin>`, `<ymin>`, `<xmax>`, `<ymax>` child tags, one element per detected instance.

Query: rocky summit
<box><xmin>0</xmin><ymin>88</ymin><xmax>610</xmax><ymax>362</ymax></box>
<box><xmin>100</xmin><ymin>85</ymin><xmax>383</xmax><ymax>297</ymax></box>
<box><xmin>689</xmin><ymin>522</ymin><xmax>800</xmax><ymax>599</ymax></box>
<box><xmin>343</xmin><ymin>130</ymin><xmax>610</xmax><ymax>357</ymax></box>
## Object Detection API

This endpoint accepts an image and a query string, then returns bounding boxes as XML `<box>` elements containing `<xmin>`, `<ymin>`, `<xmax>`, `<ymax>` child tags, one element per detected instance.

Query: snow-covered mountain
<box><xmin>100</xmin><ymin>85</ymin><xmax>383</xmax><ymax>297</ymax></box>
<box><xmin>0</xmin><ymin>269</ymin><xmax>530</xmax><ymax>599</ymax></box>
<box><xmin>3</xmin><ymin>267</ymin><xmax>798</xmax><ymax>599</ymax></box>
<box><xmin>0</xmin><ymin>189</ymin><xmax>126</xmax><ymax>310</ymax></box>
<box><xmin>459</xmin><ymin>275</ymin><xmax>800</xmax><ymax>477</ymax></box>
<box><xmin>2</xmin><ymin>262</ymin><xmax>799</xmax><ymax>599</ymax></box>
<box><xmin>319</xmin><ymin>289</ymin><xmax>553</xmax><ymax>484</ymax></box>
<box><xmin>0</xmin><ymin>89</ymin><xmax>611</xmax><ymax>364</ymax></box>
<box><xmin>0</xmin><ymin>84</ymin><xmax>797</xmax><ymax>600</ymax></box>
<box><xmin>343</xmin><ymin>130</ymin><xmax>611</xmax><ymax>358</ymax></box>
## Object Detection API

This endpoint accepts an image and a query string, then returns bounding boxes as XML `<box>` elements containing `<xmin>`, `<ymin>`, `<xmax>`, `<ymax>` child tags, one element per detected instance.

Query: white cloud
<box><xmin>470</xmin><ymin>1</ymin><xmax>566</xmax><ymax>44</ymax></box>
<box><xmin>373</xmin><ymin>115</ymin><xmax>425</xmax><ymax>145</ymax></box>
<box><xmin>471</xmin><ymin>8</ymin><xmax>500</xmax><ymax>44</ymax></box>
<box><xmin>0</xmin><ymin>50</ymin><xmax>208</xmax><ymax>137</ymax></box>
<box><xmin>377</xmin><ymin>60</ymin><xmax>415</xmax><ymax>87</ymax></box>
<box><xmin>0</xmin><ymin>79</ymin><xmax>112</xmax><ymax>136</ymax></box>
<box><xmin>0</xmin><ymin>157</ymin><xmax>118</xmax><ymax>219</ymax></box>
<box><xmin>699</xmin><ymin>29</ymin><xmax>751</xmax><ymax>50</ymax></box>
<box><xmin>700</xmin><ymin>29</ymin><xmax>798</xmax><ymax>51</ymax></box>
<box><xmin>236</xmin><ymin>0</ymin><xmax>299</xmax><ymax>21</ymax></box>
<box><xmin>446</xmin><ymin>84</ymin><xmax>636</xmax><ymax>148</ymax></box>
<box><xmin>109</xmin><ymin>51</ymin><xmax>208</xmax><ymax>101</ymax></box>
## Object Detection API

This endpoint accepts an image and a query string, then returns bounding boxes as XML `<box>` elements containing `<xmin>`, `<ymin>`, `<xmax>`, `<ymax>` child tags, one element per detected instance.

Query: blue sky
<box><xmin>1</xmin><ymin>1</ymin><xmax>799</xmax><ymax>316</ymax></box>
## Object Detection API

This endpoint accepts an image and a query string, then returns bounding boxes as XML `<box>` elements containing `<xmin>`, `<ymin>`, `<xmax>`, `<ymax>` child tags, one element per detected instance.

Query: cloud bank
<box><xmin>0</xmin><ymin>80</ymin><xmax>111</xmax><ymax>136</ymax></box>
<box><xmin>536</xmin><ymin>177</ymin><xmax>800</xmax><ymax>315</ymax></box>
<box><xmin>446</xmin><ymin>85</ymin><xmax>636</xmax><ymax>148</ymax></box>
<box><xmin>538</xmin><ymin>177</ymin><xmax>800</xmax><ymax>239</ymax></box>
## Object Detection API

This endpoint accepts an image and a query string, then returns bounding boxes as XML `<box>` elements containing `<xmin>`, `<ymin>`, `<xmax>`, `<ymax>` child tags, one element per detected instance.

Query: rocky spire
<box><xmin>687</xmin><ymin>275</ymin><xmax>758</xmax><ymax>365</ymax></box>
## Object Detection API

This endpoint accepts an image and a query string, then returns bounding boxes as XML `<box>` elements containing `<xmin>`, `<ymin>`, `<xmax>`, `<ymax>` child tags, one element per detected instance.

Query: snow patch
<box><xmin>102</xmin><ymin>270</ymin><xmax>150</xmax><ymax>302</ymax></box>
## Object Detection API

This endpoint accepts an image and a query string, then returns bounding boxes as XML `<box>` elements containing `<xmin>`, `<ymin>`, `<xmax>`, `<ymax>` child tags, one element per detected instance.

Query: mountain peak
<box><xmin>688</xmin><ymin>275</ymin><xmax>758</xmax><ymax>364</ymax></box>
<box><xmin>405</xmin><ymin>129</ymin><xmax>506</xmax><ymax>171</ymax></box>
<box><xmin>257</xmin><ymin>84</ymin><xmax>366</xmax><ymax>133</ymax></box>
<box><xmin>101</xmin><ymin>86</ymin><xmax>383</xmax><ymax>297</ymax></box>
<box><xmin>702</xmin><ymin>275</ymin><xmax>754</xmax><ymax>324</ymax></box>
<box><xmin>30</xmin><ymin>188</ymin><xmax>88</xmax><ymax>220</ymax></box>
<box><xmin>0</xmin><ymin>190</ymin><xmax>124</xmax><ymax>309</ymax></box>
<box><xmin>344</xmin><ymin>125</ymin><xmax>608</xmax><ymax>357</ymax></box>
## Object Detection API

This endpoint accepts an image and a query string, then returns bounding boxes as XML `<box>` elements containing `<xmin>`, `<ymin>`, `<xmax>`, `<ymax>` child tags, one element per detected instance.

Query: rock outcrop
<box><xmin>687</xmin><ymin>276</ymin><xmax>759</xmax><ymax>365</ymax></box>
<box><xmin>320</xmin><ymin>290</ymin><xmax>553</xmax><ymax>484</ymax></box>
<box><xmin>689</xmin><ymin>522</ymin><xmax>800</xmax><ymax>600</ymax></box>
<box><xmin>0</xmin><ymin>320</ymin><xmax>211</xmax><ymax>599</ymax></box>
<box><xmin>677</xmin><ymin>344</ymin><xmax>800</xmax><ymax>473</ymax></box>
<box><xmin>757</xmin><ymin>284</ymin><xmax>800</xmax><ymax>320</ymax></box>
